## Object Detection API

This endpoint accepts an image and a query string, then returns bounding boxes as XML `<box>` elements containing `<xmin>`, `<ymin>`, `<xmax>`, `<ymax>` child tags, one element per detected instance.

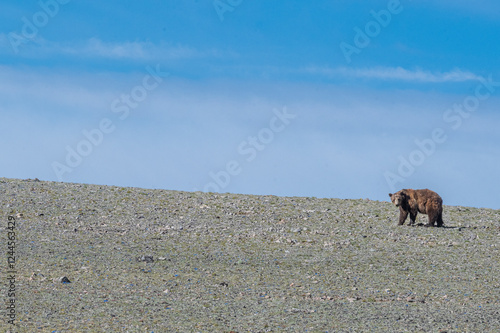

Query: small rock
<box><xmin>136</xmin><ymin>256</ymin><xmax>154</xmax><ymax>263</ymax></box>
<box><xmin>30</xmin><ymin>272</ymin><xmax>46</xmax><ymax>281</ymax></box>
<box><xmin>57</xmin><ymin>276</ymin><xmax>71</xmax><ymax>284</ymax></box>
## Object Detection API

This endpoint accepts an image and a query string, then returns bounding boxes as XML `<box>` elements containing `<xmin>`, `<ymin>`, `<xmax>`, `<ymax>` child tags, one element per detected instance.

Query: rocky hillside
<box><xmin>1</xmin><ymin>178</ymin><xmax>499</xmax><ymax>332</ymax></box>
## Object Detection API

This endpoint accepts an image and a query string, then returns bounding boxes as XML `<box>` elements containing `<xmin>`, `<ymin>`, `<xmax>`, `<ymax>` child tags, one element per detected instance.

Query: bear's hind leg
<box><xmin>425</xmin><ymin>211</ymin><xmax>437</xmax><ymax>227</ymax></box>
<box><xmin>437</xmin><ymin>212</ymin><xmax>444</xmax><ymax>227</ymax></box>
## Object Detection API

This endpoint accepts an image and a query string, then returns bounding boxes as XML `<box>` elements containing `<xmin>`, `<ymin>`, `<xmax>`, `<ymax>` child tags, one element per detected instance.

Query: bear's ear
<box><xmin>388</xmin><ymin>193</ymin><xmax>393</xmax><ymax>198</ymax></box>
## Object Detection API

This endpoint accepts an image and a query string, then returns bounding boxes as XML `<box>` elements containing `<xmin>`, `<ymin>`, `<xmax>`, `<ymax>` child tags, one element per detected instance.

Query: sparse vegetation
<box><xmin>1</xmin><ymin>178</ymin><xmax>499</xmax><ymax>332</ymax></box>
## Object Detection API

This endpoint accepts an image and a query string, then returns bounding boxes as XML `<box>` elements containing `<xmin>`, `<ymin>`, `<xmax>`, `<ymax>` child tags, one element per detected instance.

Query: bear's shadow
<box><xmin>411</xmin><ymin>223</ymin><xmax>467</xmax><ymax>230</ymax></box>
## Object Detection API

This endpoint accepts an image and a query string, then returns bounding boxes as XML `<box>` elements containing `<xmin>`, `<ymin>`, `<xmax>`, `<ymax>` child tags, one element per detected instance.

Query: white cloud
<box><xmin>76</xmin><ymin>38</ymin><xmax>150</xmax><ymax>59</ymax></box>
<box><xmin>71</xmin><ymin>38</ymin><xmax>207</xmax><ymax>60</ymax></box>
<box><xmin>0</xmin><ymin>34</ymin><xmax>224</xmax><ymax>61</ymax></box>
<box><xmin>305</xmin><ymin>66</ymin><xmax>482</xmax><ymax>83</ymax></box>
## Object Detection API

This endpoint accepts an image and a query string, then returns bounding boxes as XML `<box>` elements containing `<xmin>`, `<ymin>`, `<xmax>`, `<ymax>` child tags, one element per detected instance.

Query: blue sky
<box><xmin>1</xmin><ymin>1</ymin><xmax>499</xmax><ymax>209</ymax></box>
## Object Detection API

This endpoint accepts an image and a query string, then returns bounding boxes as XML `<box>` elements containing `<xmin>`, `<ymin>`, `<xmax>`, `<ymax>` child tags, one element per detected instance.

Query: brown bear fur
<box><xmin>388</xmin><ymin>189</ymin><xmax>443</xmax><ymax>227</ymax></box>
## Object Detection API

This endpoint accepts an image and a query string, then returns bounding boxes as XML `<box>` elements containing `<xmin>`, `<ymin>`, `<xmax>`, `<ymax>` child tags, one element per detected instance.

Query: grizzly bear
<box><xmin>388</xmin><ymin>189</ymin><xmax>443</xmax><ymax>227</ymax></box>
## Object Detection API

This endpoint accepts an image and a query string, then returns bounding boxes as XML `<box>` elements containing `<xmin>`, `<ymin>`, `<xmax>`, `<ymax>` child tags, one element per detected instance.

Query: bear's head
<box><xmin>389</xmin><ymin>191</ymin><xmax>406</xmax><ymax>207</ymax></box>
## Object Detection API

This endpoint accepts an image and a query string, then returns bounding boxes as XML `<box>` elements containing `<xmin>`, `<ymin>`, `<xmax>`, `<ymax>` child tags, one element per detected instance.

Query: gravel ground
<box><xmin>1</xmin><ymin>177</ymin><xmax>499</xmax><ymax>332</ymax></box>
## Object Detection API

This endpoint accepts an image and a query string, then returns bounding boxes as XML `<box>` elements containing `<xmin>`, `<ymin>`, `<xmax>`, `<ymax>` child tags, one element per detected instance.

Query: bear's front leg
<box><xmin>408</xmin><ymin>212</ymin><xmax>417</xmax><ymax>226</ymax></box>
<box><xmin>398</xmin><ymin>208</ymin><xmax>408</xmax><ymax>225</ymax></box>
